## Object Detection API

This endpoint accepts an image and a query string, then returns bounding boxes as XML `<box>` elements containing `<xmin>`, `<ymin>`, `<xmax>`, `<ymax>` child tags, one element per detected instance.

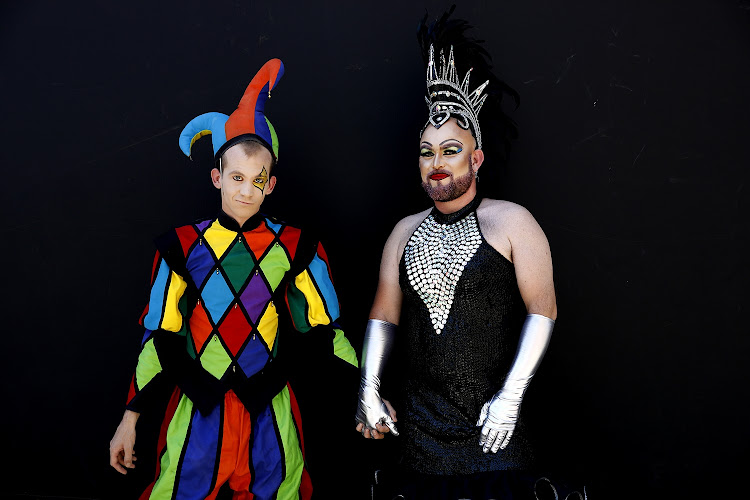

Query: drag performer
<box><xmin>109</xmin><ymin>58</ymin><xmax>358</xmax><ymax>500</ymax></box>
<box><xmin>354</xmin><ymin>9</ymin><xmax>557</xmax><ymax>500</ymax></box>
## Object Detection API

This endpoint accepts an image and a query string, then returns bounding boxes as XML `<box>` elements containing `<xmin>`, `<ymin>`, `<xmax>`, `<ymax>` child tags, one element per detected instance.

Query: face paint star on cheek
<box><xmin>252</xmin><ymin>166</ymin><xmax>269</xmax><ymax>193</ymax></box>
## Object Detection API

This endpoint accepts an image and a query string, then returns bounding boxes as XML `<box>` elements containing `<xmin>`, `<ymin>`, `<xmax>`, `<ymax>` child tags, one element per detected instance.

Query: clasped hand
<box><xmin>355</xmin><ymin>385</ymin><xmax>398</xmax><ymax>439</ymax></box>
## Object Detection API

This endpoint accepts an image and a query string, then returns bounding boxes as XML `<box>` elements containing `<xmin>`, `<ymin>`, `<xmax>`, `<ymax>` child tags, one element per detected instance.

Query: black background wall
<box><xmin>2</xmin><ymin>1</ymin><xmax>748</xmax><ymax>499</ymax></box>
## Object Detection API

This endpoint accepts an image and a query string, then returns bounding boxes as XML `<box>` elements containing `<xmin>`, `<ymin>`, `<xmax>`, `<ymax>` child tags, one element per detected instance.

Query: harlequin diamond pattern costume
<box><xmin>123</xmin><ymin>59</ymin><xmax>357</xmax><ymax>500</ymax></box>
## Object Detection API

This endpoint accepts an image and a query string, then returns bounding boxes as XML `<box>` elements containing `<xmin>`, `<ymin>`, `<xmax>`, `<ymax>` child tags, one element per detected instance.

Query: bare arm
<box><xmin>477</xmin><ymin>202</ymin><xmax>557</xmax><ymax>452</ymax></box>
<box><xmin>369</xmin><ymin>210</ymin><xmax>430</xmax><ymax>322</ymax></box>
<box><xmin>479</xmin><ymin>201</ymin><xmax>556</xmax><ymax>317</ymax></box>
<box><xmin>109</xmin><ymin>409</ymin><xmax>139</xmax><ymax>474</ymax></box>
<box><xmin>507</xmin><ymin>206</ymin><xmax>557</xmax><ymax>319</ymax></box>
<box><xmin>370</xmin><ymin>220</ymin><xmax>405</xmax><ymax>325</ymax></box>
<box><xmin>356</xmin><ymin>213</ymin><xmax>426</xmax><ymax>439</ymax></box>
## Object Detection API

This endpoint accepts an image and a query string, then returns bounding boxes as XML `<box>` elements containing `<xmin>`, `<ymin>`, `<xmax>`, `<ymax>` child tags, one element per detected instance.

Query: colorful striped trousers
<box><xmin>140</xmin><ymin>385</ymin><xmax>312</xmax><ymax>500</ymax></box>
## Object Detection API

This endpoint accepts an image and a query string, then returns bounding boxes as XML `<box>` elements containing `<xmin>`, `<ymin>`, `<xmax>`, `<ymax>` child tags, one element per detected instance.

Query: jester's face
<box><xmin>211</xmin><ymin>143</ymin><xmax>276</xmax><ymax>225</ymax></box>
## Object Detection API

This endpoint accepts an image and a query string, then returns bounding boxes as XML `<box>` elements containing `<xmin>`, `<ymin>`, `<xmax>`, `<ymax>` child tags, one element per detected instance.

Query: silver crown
<box><xmin>425</xmin><ymin>44</ymin><xmax>489</xmax><ymax>149</ymax></box>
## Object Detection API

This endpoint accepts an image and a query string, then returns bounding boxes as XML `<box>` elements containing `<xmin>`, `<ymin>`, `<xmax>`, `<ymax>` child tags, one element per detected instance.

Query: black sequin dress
<box><xmin>397</xmin><ymin>196</ymin><xmax>531</xmax><ymax>476</ymax></box>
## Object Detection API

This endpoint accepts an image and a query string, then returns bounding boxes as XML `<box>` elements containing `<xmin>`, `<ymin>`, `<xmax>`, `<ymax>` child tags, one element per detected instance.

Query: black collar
<box><xmin>217</xmin><ymin>209</ymin><xmax>265</xmax><ymax>232</ymax></box>
<box><xmin>431</xmin><ymin>196</ymin><xmax>482</xmax><ymax>225</ymax></box>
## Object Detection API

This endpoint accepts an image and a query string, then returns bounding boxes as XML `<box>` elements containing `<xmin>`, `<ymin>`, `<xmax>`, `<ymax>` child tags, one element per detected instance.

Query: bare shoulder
<box><xmin>478</xmin><ymin>199</ymin><xmax>534</xmax><ymax>223</ymax></box>
<box><xmin>479</xmin><ymin>199</ymin><xmax>544</xmax><ymax>233</ymax></box>
<box><xmin>479</xmin><ymin>200</ymin><xmax>556</xmax><ymax>316</ymax></box>
<box><xmin>380</xmin><ymin>210</ymin><xmax>430</xmax><ymax>283</ymax></box>
<box><xmin>384</xmin><ymin>207</ymin><xmax>431</xmax><ymax>260</ymax></box>
<box><xmin>477</xmin><ymin>199</ymin><xmax>546</xmax><ymax>261</ymax></box>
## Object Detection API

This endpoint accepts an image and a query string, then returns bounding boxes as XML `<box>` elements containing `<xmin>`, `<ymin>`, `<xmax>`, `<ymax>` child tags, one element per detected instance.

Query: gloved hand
<box><xmin>477</xmin><ymin>314</ymin><xmax>554</xmax><ymax>453</ymax></box>
<box><xmin>477</xmin><ymin>384</ymin><xmax>523</xmax><ymax>453</ymax></box>
<box><xmin>357</xmin><ymin>385</ymin><xmax>398</xmax><ymax>436</ymax></box>
<box><xmin>355</xmin><ymin>319</ymin><xmax>399</xmax><ymax>436</ymax></box>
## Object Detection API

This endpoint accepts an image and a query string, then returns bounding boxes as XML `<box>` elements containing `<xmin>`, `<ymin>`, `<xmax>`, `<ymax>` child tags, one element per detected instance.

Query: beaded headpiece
<box><xmin>424</xmin><ymin>44</ymin><xmax>489</xmax><ymax>149</ymax></box>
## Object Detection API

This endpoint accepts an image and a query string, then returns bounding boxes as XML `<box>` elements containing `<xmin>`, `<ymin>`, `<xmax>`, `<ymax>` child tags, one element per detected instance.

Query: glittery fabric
<box><xmin>403</xmin><ymin>200</ymin><xmax>481</xmax><ymax>336</ymax></box>
<box><xmin>398</xmin><ymin>197</ymin><xmax>531</xmax><ymax>475</ymax></box>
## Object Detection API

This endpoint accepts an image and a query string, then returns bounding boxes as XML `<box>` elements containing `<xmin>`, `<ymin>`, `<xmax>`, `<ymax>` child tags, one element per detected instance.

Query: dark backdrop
<box><xmin>2</xmin><ymin>1</ymin><xmax>748</xmax><ymax>499</ymax></box>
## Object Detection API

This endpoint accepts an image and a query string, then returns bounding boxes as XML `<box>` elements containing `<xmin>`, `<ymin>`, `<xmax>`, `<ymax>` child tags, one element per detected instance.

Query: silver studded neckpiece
<box><xmin>404</xmin><ymin>212</ymin><xmax>482</xmax><ymax>335</ymax></box>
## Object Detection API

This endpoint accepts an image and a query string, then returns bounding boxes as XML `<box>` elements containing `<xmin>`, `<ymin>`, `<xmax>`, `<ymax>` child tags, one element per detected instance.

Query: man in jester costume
<box><xmin>354</xmin><ymin>9</ymin><xmax>559</xmax><ymax>500</ymax></box>
<box><xmin>109</xmin><ymin>58</ymin><xmax>358</xmax><ymax>500</ymax></box>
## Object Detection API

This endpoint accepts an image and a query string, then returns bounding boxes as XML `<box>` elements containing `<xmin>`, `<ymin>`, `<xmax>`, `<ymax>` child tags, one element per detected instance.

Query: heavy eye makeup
<box><xmin>419</xmin><ymin>142</ymin><xmax>463</xmax><ymax>158</ymax></box>
<box><xmin>419</xmin><ymin>144</ymin><xmax>435</xmax><ymax>158</ymax></box>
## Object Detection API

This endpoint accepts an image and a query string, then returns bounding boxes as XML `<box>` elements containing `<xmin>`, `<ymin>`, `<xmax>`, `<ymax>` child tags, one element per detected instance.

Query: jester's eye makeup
<box><xmin>420</xmin><ymin>148</ymin><xmax>435</xmax><ymax>158</ymax></box>
<box><xmin>443</xmin><ymin>146</ymin><xmax>462</xmax><ymax>155</ymax></box>
<box><xmin>252</xmin><ymin>166</ymin><xmax>269</xmax><ymax>192</ymax></box>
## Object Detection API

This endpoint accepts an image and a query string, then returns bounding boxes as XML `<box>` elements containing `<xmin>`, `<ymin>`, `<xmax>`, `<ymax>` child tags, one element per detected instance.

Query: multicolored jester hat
<box><xmin>179</xmin><ymin>59</ymin><xmax>284</xmax><ymax>162</ymax></box>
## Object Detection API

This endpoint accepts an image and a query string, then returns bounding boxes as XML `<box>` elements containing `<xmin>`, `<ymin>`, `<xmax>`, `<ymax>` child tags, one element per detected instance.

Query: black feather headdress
<box><xmin>417</xmin><ymin>5</ymin><xmax>519</xmax><ymax>163</ymax></box>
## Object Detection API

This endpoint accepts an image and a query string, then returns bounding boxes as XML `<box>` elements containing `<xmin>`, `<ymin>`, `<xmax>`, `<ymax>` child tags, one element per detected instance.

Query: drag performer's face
<box><xmin>419</xmin><ymin>118</ymin><xmax>483</xmax><ymax>202</ymax></box>
<box><xmin>211</xmin><ymin>144</ymin><xmax>276</xmax><ymax>225</ymax></box>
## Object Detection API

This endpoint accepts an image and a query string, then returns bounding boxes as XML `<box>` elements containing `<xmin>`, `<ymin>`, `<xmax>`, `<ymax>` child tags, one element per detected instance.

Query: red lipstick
<box><xmin>430</xmin><ymin>173</ymin><xmax>450</xmax><ymax>181</ymax></box>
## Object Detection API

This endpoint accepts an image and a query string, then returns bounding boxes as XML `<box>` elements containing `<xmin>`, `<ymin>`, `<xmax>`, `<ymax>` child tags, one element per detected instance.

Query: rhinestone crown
<box><xmin>425</xmin><ymin>44</ymin><xmax>489</xmax><ymax>149</ymax></box>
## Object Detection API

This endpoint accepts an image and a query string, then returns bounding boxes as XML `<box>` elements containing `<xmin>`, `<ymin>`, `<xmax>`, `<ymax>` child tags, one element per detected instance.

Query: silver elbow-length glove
<box><xmin>355</xmin><ymin>319</ymin><xmax>399</xmax><ymax>436</ymax></box>
<box><xmin>477</xmin><ymin>313</ymin><xmax>554</xmax><ymax>453</ymax></box>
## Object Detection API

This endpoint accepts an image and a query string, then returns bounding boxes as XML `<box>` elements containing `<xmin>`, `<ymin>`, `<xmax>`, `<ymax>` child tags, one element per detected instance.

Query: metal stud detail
<box><xmin>403</xmin><ymin>212</ymin><xmax>481</xmax><ymax>335</ymax></box>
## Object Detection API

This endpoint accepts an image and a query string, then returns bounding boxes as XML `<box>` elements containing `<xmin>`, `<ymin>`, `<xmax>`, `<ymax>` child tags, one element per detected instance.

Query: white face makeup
<box><xmin>212</xmin><ymin>144</ymin><xmax>276</xmax><ymax>225</ymax></box>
